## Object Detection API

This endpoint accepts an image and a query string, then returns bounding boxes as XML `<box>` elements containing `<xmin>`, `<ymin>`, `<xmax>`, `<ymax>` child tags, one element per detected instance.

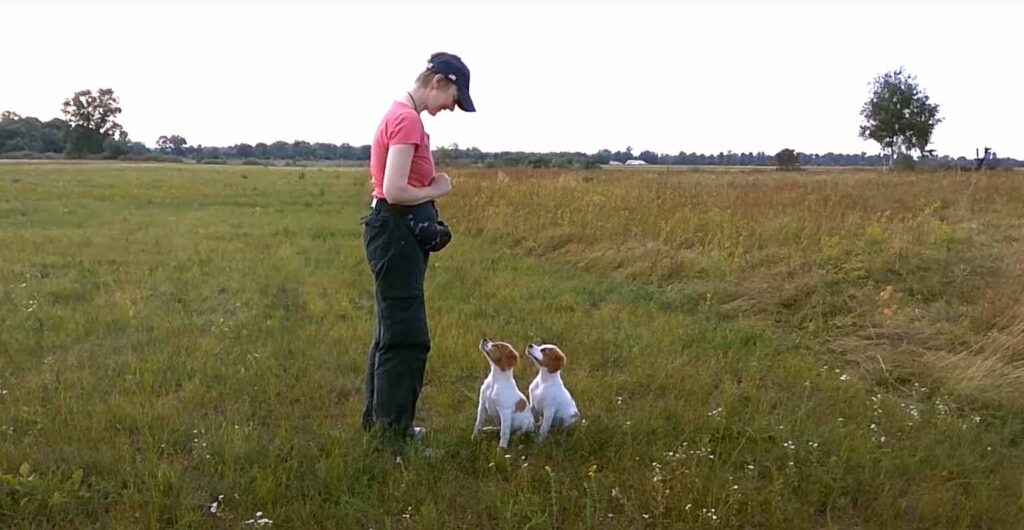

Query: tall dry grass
<box><xmin>445</xmin><ymin>167</ymin><xmax>1024</xmax><ymax>406</ymax></box>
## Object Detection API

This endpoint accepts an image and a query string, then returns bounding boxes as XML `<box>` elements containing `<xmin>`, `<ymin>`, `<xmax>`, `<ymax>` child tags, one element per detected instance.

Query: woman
<box><xmin>361</xmin><ymin>52</ymin><xmax>475</xmax><ymax>440</ymax></box>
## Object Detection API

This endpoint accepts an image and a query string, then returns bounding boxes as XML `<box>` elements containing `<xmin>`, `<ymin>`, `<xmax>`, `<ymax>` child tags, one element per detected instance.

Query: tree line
<box><xmin>2</xmin><ymin>72</ymin><xmax>1020</xmax><ymax>169</ymax></box>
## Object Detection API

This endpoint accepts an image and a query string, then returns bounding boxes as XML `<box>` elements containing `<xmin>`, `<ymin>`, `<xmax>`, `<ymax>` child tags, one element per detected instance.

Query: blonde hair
<box><xmin>415</xmin><ymin>68</ymin><xmax>456</xmax><ymax>89</ymax></box>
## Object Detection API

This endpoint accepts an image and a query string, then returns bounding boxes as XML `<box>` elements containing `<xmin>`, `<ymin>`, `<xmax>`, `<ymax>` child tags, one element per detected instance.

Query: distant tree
<box><xmin>775</xmin><ymin>148</ymin><xmax>798</xmax><ymax>170</ymax></box>
<box><xmin>313</xmin><ymin>142</ymin><xmax>337</xmax><ymax>160</ymax></box>
<box><xmin>156</xmin><ymin>134</ymin><xmax>188</xmax><ymax>156</ymax></box>
<box><xmin>593</xmin><ymin>149</ymin><xmax>613</xmax><ymax>164</ymax></box>
<box><xmin>638</xmin><ymin>150</ymin><xmax>659</xmax><ymax>164</ymax></box>
<box><xmin>269</xmin><ymin>141</ymin><xmax>292</xmax><ymax>159</ymax></box>
<box><xmin>102</xmin><ymin>131</ymin><xmax>130</xmax><ymax>158</ymax></box>
<box><xmin>0</xmin><ymin>115</ymin><xmax>68</xmax><ymax>154</ymax></box>
<box><xmin>859</xmin><ymin>68</ymin><xmax>942</xmax><ymax>168</ymax></box>
<box><xmin>199</xmin><ymin>145</ymin><xmax>224</xmax><ymax>159</ymax></box>
<box><xmin>235</xmin><ymin>143</ymin><xmax>256</xmax><ymax>158</ymax></box>
<box><xmin>291</xmin><ymin>140</ymin><xmax>315</xmax><ymax>160</ymax></box>
<box><xmin>61</xmin><ymin>88</ymin><xmax>123</xmax><ymax>155</ymax></box>
<box><xmin>126</xmin><ymin>141</ymin><xmax>150</xmax><ymax>155</ymax></box>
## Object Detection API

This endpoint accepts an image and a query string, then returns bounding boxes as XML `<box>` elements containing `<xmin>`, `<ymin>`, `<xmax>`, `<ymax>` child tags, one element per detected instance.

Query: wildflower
<box><xmin>243</xmin><ymin>512</ymin><xmax>273</xmax><ymax>526</ymax></box>
<box><xmin>209</xmin><ymin>495</ymin><xmax>224</xmax><ymax>514</ymax></box>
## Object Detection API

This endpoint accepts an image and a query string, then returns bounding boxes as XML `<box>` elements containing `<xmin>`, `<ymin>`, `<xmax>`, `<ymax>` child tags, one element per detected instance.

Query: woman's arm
<box><xmin>382</xmin><ymin>145</ymin><xmax>447</xmax><ymax>205</ymax></box>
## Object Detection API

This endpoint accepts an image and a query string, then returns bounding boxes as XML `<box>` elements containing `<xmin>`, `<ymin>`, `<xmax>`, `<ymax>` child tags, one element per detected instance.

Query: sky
<box><xmin>3</xmin><ymin>0</ymin><xmax>1022</xmax><ymax>158</ymax></box>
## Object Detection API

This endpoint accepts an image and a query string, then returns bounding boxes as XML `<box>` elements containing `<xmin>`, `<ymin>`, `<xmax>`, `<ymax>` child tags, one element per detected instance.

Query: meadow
<box><xmin>1</xmin><ymin>163</ymin><xmax>1022</xmax><ymax>528</ymax></box>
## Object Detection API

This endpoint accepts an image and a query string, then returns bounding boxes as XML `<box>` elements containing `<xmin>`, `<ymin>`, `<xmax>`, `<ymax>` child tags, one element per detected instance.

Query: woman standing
<box><xmin>361</xmin><ymin>52</ymin><xmax>475</xmax><ymax>440</ymax></box>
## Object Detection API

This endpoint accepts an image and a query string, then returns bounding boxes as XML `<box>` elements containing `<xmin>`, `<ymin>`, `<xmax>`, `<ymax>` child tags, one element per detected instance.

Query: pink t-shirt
<box><xmin>369</xmin><ymin>101</ymin><xmax>434</xmax><ymax>200</ymax></box>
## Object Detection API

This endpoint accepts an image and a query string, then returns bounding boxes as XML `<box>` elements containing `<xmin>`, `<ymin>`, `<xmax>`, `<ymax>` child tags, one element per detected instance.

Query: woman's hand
<box><xmin>430</xmin><ymin>173</ymin><xmax>452</xmax><ymax>198</ymax></box>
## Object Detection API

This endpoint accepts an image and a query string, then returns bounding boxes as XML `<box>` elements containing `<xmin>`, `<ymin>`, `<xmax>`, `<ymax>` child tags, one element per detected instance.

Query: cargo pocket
<box><xmin>378</xmin><ymin>294</ymin><xmax>431</xmax><ymax>351</ymax></box>
<box><xmin>362</xmin><ymin>211</ymin><xmax>392</xmax><ymax>277</ymax></box>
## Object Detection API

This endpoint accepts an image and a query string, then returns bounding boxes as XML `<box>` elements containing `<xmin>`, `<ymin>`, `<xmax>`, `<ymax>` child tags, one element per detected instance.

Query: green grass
<box><xmin>1</xmin><ymin>163</ymin><xmax>1023</xmax><ymax>528</ymax></box>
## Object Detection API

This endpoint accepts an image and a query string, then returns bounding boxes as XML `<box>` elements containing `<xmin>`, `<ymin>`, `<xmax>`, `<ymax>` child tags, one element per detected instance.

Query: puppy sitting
<box><xmin>527</xmin><ymin>343</ymin><xmax>580</xmax><ymax>440</ymax></box>
<box><xmin>474</xmin><ymin>338</ymin><xmax>535</xmax><ymax>448</ymax></box>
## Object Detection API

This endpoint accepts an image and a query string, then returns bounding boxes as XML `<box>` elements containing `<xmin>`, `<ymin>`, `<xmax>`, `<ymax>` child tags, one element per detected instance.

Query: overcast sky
<box><xmin>4</xmin><ymin>1</ymin><xmax>1021</xmax><ymax>158</ymax></box>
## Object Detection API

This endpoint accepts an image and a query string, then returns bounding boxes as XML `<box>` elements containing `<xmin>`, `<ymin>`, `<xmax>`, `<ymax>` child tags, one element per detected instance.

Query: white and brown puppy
<box><xmin>475</xmin><ymin>338</ymin><xmax>535</xmax><ymax>449</ymax></box>
<box><xmin>526</xmin><ymin>343</ymin><xmax>580</xmax><ymax>440</ymax></box>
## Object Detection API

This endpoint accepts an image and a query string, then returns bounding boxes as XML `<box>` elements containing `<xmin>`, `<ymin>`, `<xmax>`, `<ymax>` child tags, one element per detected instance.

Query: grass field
<box><xmin>1</xmin><ymin>163</ymin><xmax>1023</xmax><ymax>528</ymax></box>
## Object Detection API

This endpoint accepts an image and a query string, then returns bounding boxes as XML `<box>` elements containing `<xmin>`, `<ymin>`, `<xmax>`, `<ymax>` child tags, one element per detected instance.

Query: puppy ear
<box><xmin>545</xmin><ymin>349</ymin><xmax>565</xmax><ymax>373</ymax></box>
<box><xmin>493</xmin><ymin>343</ymin><xmax>519</xmax><ymax>371</ymax></box>
<box><xmin>503</xmin><ymin>349</ymin><xmax>520</xmax><ymax>371</ymax></box>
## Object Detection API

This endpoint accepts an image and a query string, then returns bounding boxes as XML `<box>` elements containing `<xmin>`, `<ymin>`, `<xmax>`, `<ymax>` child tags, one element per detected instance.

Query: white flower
<box><xmin>209</xmin><ymin>495</ymin><xmax>224</xmax><ymax>514</ymax></box>
<box><xmin>244</xmin><ymin>511</ymin><xmax>273</xmax><ymax>526</ymax></box>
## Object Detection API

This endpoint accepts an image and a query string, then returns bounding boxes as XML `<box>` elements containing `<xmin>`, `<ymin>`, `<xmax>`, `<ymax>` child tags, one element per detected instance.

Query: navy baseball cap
<box><xmin>427</xmin><ymin>52</ymin><xmax>475</xmax><ymax>112</ymax></box>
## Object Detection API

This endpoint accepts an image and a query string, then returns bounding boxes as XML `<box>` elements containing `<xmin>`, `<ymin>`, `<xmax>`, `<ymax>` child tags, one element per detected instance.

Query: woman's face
<box><xmin>425</xmin><ymin>76</ymin><xmax>459</xmax><ymax>116</ymax></box>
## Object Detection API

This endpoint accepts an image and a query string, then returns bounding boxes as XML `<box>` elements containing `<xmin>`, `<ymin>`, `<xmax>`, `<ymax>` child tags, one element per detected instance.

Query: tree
<box><xmin>638</xmin><ymin>150</ymin><xmax>660</xmax><ymax>164</ymax></box>
<box><xmin>156</xmin><ymin>134</ymin><xmax>188</xmax><ymax>156</ymax></box>
<box><xmin>775</xmin><ymin>148</ymin><xmax>798</xmax><ymax>171</ymax></box>
<box><xmin>269</xmin><ymin>141</ymin><xmax>292</xmax><ymax>159</ymax></box>
<box><xmin>126</xmin><ymin>142</ymin><xmax>150</xmax><ymax>155</ymax></box>
<box><xmin>291</xmin><ymin>140</ymin><xmax>315</xmax><ymax>160</ymax></box>
<box><xmin>103</xmin><ymin>131</ymin><xmax>130</xmax><ymax>159</ymax></box>
<box><xmin>61</xmin><ymin>88</ymin><xmax>123</xmax><ymax>155</ymax></box>
<box><xmin>0</xmin><ymin>115</ymin><xmax>68</xmax><ymax>154</ymax></box>
<box><xmin>859</xmin><ymin>68</ymin><xmax>942</xmax><ymax>168</ymax></box>
<box><xmin>235</xmin><ymin>143</ymin><xmax>256</xmax><ymax>158</ymax></box>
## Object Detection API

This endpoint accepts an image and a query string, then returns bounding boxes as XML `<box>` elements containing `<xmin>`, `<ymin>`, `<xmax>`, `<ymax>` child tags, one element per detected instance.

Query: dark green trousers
<box><xmin>360</xmin><ymin>199</ymin><xmax>436</xmax><ymax>436</ymax></box>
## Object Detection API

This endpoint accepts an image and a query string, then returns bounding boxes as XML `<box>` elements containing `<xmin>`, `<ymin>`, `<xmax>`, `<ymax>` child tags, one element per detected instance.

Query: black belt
<box><xmin>370</xmin><ymin>197</ymin><xmax>437</xmax><ymax>217</ymax></box>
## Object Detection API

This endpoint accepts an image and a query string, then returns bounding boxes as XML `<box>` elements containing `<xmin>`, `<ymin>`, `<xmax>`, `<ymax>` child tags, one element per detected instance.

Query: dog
<box><xmin>526</xmin><ymin>343</ymin><xmax>580</xmax><ymax>440</ymax></box>
<box><xmin>474</xmin><ymin>338</ymin><xmax>535</xmax><ymax>448</ymax></box>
